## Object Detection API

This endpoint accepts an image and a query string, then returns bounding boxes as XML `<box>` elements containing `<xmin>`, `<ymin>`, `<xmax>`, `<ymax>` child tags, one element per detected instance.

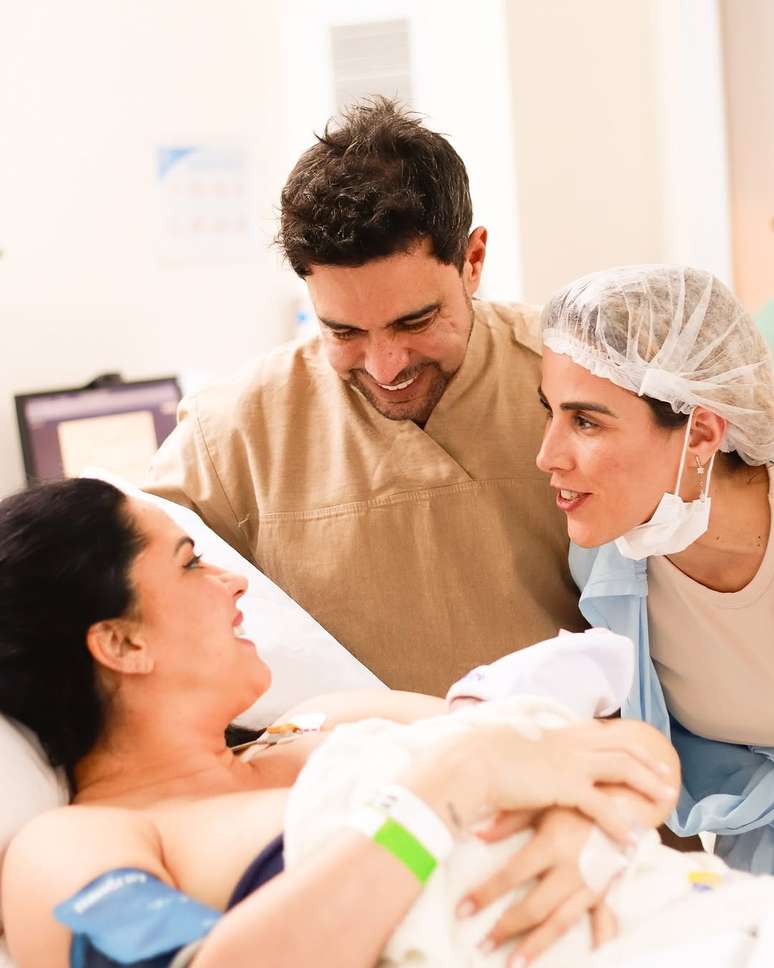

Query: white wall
<box><xmin>0</xmin><ymin>1</ymin><xmax>298</xmax><ymax>497</ymax></box>
<box><xmin>279</xmin><ymin>0</ymin><xmax>523</xmax><ymax>301</ymax></box>
<box><xmin>1</xmin><ymin>0</ymin><xmax>527</xmax><ymax>497</ymax></box>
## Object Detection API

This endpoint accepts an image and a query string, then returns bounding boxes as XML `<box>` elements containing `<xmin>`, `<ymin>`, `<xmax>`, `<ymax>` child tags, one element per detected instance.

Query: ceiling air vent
<box><xmin>330</xmin><ymin>18</ymin><xmax>413</xmax><ymax>113</ymax></box>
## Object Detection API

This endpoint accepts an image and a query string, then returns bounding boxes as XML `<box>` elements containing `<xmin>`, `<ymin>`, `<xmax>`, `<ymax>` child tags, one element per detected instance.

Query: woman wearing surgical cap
<box><xmin>537</xmin><ymin>264</ymin><xmax>774</xmax><ymax>874</ymax></box>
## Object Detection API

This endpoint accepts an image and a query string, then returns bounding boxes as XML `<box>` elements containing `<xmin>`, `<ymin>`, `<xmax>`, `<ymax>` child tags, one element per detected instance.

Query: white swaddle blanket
<box><xmin>284</xmin><ymin>631</ymin><xmax>774</xmax><ymax>967</ymax></box>
<box><xmin>285</xmin><ymin>694</ymin><xmax>597</xmax><ymax>966</ymax></box>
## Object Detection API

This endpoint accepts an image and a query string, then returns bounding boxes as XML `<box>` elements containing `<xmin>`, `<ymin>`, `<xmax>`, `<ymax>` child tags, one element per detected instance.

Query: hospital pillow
<box><xmin>0</xmin><ymin>717</ymin><xmax>69</xmax><ymax>927</ymax></box>
<box><xmin>0</xmin><ymin>470</ymin><xmax>384</xmax><ymax>926</ymax></box>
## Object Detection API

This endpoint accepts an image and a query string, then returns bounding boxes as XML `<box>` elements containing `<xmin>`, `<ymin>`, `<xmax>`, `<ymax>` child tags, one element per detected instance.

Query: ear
<box><xmin>462</xmin><ymin>226</ymin><xmax>487</xmax><ymax>296</ymax></box>
<box><xmin>86</xmin><ymin>620</ymin><xmax>155</xmax><ymax>676</ymax></box>
<box><xmin>687</xmin><ymin>407</ymin><xmax>727</xmax><ymax>465</ymax></box>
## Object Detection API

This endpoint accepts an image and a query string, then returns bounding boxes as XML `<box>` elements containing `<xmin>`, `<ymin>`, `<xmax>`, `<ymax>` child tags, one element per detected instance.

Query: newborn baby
<box><xmin>284</xmin><ymin>631</ymin><xmax>774</xmax><ymax>967</ymax></box>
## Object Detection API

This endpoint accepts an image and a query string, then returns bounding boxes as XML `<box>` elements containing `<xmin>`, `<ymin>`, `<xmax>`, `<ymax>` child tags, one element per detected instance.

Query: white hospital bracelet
<box><xmin>347</xmin><ymin>784</ymin><xmax>455</xmax><ymax>883</ymax></box>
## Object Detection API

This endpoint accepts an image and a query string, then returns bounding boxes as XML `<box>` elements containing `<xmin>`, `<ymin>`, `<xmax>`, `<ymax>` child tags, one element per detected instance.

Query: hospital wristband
<box><xmin>347</xmin><ymin>784</ymin><xmax>455</xmax><ymax>884</ymax></box>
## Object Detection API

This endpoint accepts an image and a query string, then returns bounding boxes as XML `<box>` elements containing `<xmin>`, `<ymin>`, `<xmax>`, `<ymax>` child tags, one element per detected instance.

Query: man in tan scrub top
<box><xmin>145</xmin><ymin>98</ymin><xmax>583</xmax><ymax>696</ymax></box>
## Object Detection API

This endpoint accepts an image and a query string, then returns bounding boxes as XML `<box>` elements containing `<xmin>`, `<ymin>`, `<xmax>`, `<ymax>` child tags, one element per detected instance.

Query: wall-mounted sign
<box><xmin>157</xmin><ymin>144</ymin><xmax>255</xmax><ymax>265</ymax></box>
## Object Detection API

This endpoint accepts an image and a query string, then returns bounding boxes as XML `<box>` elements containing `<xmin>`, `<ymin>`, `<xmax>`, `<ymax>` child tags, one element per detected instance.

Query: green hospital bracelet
<box><xmin>347</xmin><ymin>784</ymin><xmax>455</xmax><ymax>884</ymax></box>
<box><xmin>372</xmin><ymin>816</ymin><xmax>438</xmax><ymax>883</ymax></box>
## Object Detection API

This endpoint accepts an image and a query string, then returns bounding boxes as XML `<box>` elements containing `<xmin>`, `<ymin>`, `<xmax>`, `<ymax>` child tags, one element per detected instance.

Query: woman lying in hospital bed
<box><xmin>1</xmin><ymin>480</ymin><xmax>773</xmax><ymax>968</ymax></box>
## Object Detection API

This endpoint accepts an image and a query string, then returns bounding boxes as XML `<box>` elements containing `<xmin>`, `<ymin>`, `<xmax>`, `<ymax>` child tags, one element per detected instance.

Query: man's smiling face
<box><xmin>305</xmin><ymin>232</ymin><xmax>486</xmax><ymax>425</ymax></box>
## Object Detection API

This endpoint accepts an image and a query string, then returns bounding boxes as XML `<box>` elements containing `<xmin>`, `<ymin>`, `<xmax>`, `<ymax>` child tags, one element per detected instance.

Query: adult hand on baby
<box><xmin>457</xmin><ymin>807</ymin><xmax>619</xmax><ymax>964</ymax></box>
<box><xmin>480</xmin><ymin>721</ymin><xmax>676</xmax><ymax>845</ymax></box>
<box><xmin>447</xmin><ymin>718</ymin><xmax>677</xmax><ymax>964</ymax></box>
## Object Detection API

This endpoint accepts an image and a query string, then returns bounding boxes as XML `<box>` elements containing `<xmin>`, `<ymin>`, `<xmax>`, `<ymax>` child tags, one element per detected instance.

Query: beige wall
<box><xmin>506</xmin><ymin>0</ymin><xmax>667</xmax><ymax>304</ymax></box>
<box><xmin>721</xmin><ymin>0</ymin><xmax>774</xmax><ymax>312</ymax></box>
<box><xmin>505</xmin><ymin>0</ymin><xmax>732</xmax><ymax>305</ymax></box>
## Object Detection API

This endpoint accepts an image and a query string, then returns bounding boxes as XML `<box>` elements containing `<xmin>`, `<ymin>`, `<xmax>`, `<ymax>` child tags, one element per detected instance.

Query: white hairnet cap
<box><xmin>542</xmin><ymin>265</ymin><xmax>774</xmax><ymax>465</ymax></box>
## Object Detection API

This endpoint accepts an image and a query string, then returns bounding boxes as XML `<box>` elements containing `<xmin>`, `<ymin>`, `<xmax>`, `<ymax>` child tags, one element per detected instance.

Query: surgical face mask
<box><xmin>614</xmin><ymin>413</ymin><xmax>715</xmax><ymax>560</ymax></box>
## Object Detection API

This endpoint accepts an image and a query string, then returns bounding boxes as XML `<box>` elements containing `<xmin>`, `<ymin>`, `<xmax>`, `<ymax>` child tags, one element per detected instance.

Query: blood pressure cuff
<box><xmin>54</xmin><ymin>868</ymin><xmax>220</xmax><ymax>967</ymax></box>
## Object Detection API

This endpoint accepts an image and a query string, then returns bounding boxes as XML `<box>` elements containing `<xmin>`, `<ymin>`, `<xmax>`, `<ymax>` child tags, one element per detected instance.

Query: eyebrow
<box><xmin>319</xmin><ymin>302</ymin><xmax>440</xmax><ymax>332</ymax></box>
<box><xmin>537</xmin><ymin>387</ymin><xmax>618</xmax><ymax>418</ymax></box>
<box><xmin>174</xmin><ymin>536</ymin><xmax>194</xmax><ymax>554</ymax></box>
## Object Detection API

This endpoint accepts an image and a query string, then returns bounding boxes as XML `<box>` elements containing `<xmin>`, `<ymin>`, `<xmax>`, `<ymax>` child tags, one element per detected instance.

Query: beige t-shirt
<box><xmin>145</xmin><ymin>300</ymin><xmax>583</xmax><ymax>697</ymax></box>
<box><xmin>647</xmin><ymin>468</ymin><xmax>774</xmax><ymax>745</ymax></box>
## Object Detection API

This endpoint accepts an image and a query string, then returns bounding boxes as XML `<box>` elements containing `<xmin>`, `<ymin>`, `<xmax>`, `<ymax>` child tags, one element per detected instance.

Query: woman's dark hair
<box><xmin>642</xmin><ymin>395</ymin><xmax>744</xmax><ymax>467</ymax></box>
<box><xmin>0</xmin><ymin>478</ymin><xmax>144</xmax><ymax>780</ymax></box>
<box><xmin>641</xmin><ymin>395</ymin><xmax>689</xmax><ymax>430</ymax></box>
<box><xmin>278</xmin><ymin>96</ymin><xmax>473</xmax><ymax>276</ymax></box>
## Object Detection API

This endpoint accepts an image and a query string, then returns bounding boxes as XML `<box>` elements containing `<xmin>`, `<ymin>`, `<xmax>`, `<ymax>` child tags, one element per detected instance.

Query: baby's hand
<box><xmin>457</xmin><ymin>807</ymin><xmax>622</xmax><ymax>965</ymax></box>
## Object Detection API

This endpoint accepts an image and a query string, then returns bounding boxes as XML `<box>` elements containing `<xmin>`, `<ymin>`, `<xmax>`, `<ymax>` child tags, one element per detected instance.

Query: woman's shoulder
<box><xmin>6</xmin><ymin>801</ymin><xmax>165</xmax><ymax>870</ymax></box>
<box><xmin>2</xmin><ymin>804</ymin><xmax>167</xmax><ymax>967</ymax></box>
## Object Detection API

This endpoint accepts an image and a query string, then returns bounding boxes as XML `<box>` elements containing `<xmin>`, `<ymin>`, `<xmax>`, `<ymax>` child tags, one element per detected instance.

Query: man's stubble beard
<box><xmin>348</xmin><ymin>291</ymin><xmax>475</xmax><ymax>426</ymax></box>
<box><xmin>349</xmin><ymin>363</ymin><xmax>450</xmax><ymax>425</ymax></box>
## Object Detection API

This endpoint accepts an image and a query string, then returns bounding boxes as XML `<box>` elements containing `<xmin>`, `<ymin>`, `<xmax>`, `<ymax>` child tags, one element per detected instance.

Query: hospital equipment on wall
<box><xmin>15</xmin><ymin>373</ymin><xmax>181</xmax><ymax>487</ymax></box>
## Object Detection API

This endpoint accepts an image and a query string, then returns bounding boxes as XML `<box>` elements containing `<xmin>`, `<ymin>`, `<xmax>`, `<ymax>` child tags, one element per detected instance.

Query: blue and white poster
<box><xmin>156</xmin><ymin>144</ymin><xmax>255</xmax><ymax>265</ymax></box>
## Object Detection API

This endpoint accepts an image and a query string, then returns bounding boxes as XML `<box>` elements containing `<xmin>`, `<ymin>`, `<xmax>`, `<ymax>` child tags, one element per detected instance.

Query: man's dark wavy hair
<box><xmin>278</xmin><ymin>97</ymin><xmax>473</xmax><ymax>277</ymax></box>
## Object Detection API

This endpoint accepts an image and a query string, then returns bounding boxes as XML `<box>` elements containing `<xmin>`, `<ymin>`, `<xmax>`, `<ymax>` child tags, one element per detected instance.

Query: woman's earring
<box><xmin>695</xmin><ymin>456</ymin><xmax>705</xmax><ymax>478</ymax></box>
